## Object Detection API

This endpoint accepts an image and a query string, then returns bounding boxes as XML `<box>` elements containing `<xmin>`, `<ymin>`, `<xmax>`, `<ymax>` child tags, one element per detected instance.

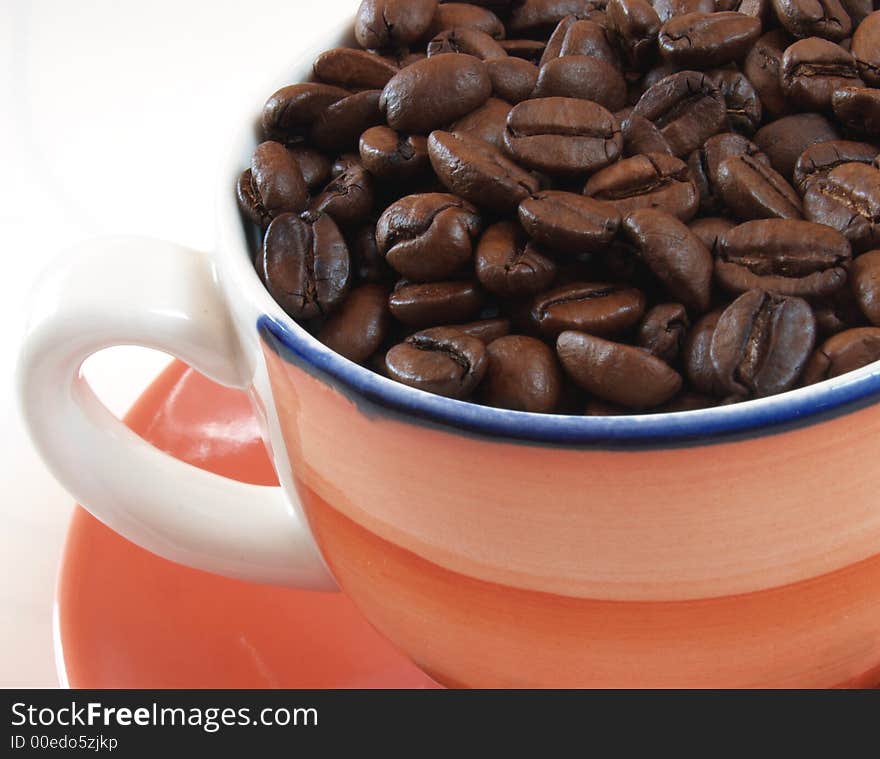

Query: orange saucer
<box><xmin>56</xmin><ymin>360</ymin><xmax>437</xmax><ymax>688</ymax></box>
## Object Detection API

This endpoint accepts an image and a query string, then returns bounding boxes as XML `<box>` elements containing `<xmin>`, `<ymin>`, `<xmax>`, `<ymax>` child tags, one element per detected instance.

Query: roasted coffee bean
<box><xmin>486</xmin><ymin>57</ymin><xmax>540</xmax><ymax>102</ymax></box>
<box><xmin>385</xmin><ymin>327</ymin><xmax>488</xmax><ymax>399</ymax></box>
<box><xmin>261</xmin><ymin>83</ymin><xmax>351</xmax><ymax>143</ymax></box>
<box><xmin>813</xmin><ymin>284</ymin><xmax>866</xmax><ymax>335</ymax></box>
<box><xmin>427</xmin><ymin>27</ymin><xmax>509</xmax><ymax>59</ymax></box>
<box><xmin>500</xmin><ymin>38</ymin><xmax>548</xmax><ymax>61</ymax></box>
<box><xmin>380</xmin><ymin>54</ymin><xmax>492</xmax><ymax>134</ymax></box>
<box><xmin>428</xmin><ymin>130</ymin><xmax>541</xmax><ymax>212</ymax></box>
<box><xmin>630</xmin><ymin>71</ymin><xmax>727</xmax><ymax>157</ymax></box>
<box><xmin>715</xmin><ymin>153</ymin><xmax>804</xmax><ymax>220</ymax></box>
<box><xmin>359</xmin><ymin>126</ymin><xmax>430</xmax><ymax>180</ymax></box>
<box><xmin>475</xmin><ymin>221</ymin><xmax>558</xmax><ymax>295</ymax></box>
<box><xmin>710</xmin><ymin>288</ymin><xmax>816</xmax><ymax>397</ymax></box>
<box><xmin>606</xmin><ymin>0</ymin><xmax>663</xmax><ymax>68</ymax></box>
<box><xmin>658</xmin><ymin>12</ymin><xmax>762</xmax><ymax>68</ymax></box>
<box><xmin>288</xmin><ymin>146</ymin><xmax>332</xmax><ymax>190</ymax></box>
<box><xmin>259</xmin><ymin>212</ymin><xmax>351</xmax><ymax>319</ymax></box>
<box><xmin>450</xmin><ymin>98</ymin><xmax>513</xmax><ymax>148</ymax></box>
<box><xmin>853</xmin><ymin>11</ymin><xmax>880</xmax><ymax>86</ymax></box>
<box><xmin>684</xmin><ymin>308</ymin><xmax>726</xmax><ymax>395</ymax></box>
<box><xmin>508</xmin><ymin>0</ymin><xmax>601</xmax><ymax>38</ymax></box>
<box><xmin>545</xmin><ymin>18</ymin><xmax>619</xmax><ymax>65</ymax></box>
<box><xmin>350</xmin><ymin>223</ymin><xmax>392</xmax><ymax>283</ymax></box>
<box><xmin>449</xmin><ymin>317</ymin><xmax>512</xmax><ymax>342</ymax></box>
<box><xmin>850</xmin><ymin>250</ymin><xmax>880</xmax><ymax>325</ymax></box>
<box><xmin>743</xmin><ymin>29</ymin><xmax>795</xmax><ymax>118</ymax></box>
<box><xmin>310</xmin><ymin>90</ymin><xmax>384</xmax><ymax>153</ymax></box>
<box><xmin>355</xmin><ymin>0</ymin><xmax>438</xmax><ymax>49</ymax></box>
<box><xmin>519</xmin><ymin>191</ymin><xmax>621</xmax><ymax>252</ymax></box>
<box><xmin>832</xmin><ymin>86</ymin><xmax>880</xmax><ymax>135</ymax></box>
<box><xmin>688</xmin><ymin>132</ymin><xmax>769</xmax><ymax>211</ymax></box>
<box><xmin>504</xmin><ymin>97</ymin><xmax>623</xmax><ymax>175</ymax></box>
<box><xmin>637</xmin><ymin>302</ymin><xmax>690</xmax><ymax>362</ymax></box>
<box><xmin>530</xmin><ymin>282</ymin><xmax>647</xmax><ymax>336</ymax></box>
<box><xmin>689</xmin><ymin>215</ymin><xmax>736</xmax><ymax>248</ymax></box>
<box><xmin>377</xmin><ymin>193</ymin><xmax>482</xmax><ymax>281</ymax></box>
<box><xmin>317</xmin><ymin>284</ymin><xmax>390</xmax><ymax>362</ymax></box>
<box><xmin>654</xmin><ymin>0</ymin><xmax>715</xmax><ymax>23</ymax></box>
<box><xmin>793</xmin><ymin>139</ymin><xmax>880</xmax><ymax>192</ymax></box>
<box><xmin>622</xmin><ymin>208</ymin><xmax>713</xmax><ymax>311</ymax></box>
<box><xmin>707</xmin><ymin>68</ymin><xmax>763</xmax><ymax>134</ymax></box>
<box><xmin>801</xmin><ymin>326</ymin><xmax>880</xmax><ymax>383</ymax></box>
<box><xmin>753</xmin><ymin>113</ymin><xmax>840</xmax><ymax>179</ymax></box>
<box><xmin>557</xmin><ymin>330</ymin><xmax>684</xmax><ymax>408</ymax></box>
<box><xmin>583</xmin><ymin>152</ymin><xmax>699</xmax><ymax>221</ymax></box>
<box><xmin>840</xmin><ymin>0</ymin><xmax>872</xmax><ymax>26</ymax></box>
<box><xmin>771</xmin><ymin>0</ymin><xmax>852</xmax><ymax>41</ymax></box>
<box><xmin>780</xmin><ymin>37</ymin><xmax>863</xmax><ymax>112</ymax></box>
<box><xmin>803</xmin><ymin>162</ymin><xmax>880</xmax><ymax>251</ymax></box>
<box><xmin>533</xmin><ymin>56</ymin><xmax>627</xmax><ymax>111</ymax></box>
<box><xmin>313</xmin><ymin>48</ymin><xmax>399</xmax><ymax>90</ymax></box>
<box><xmin>237</xmin><ymin>141</ymin><xmax>308</xmax><ymax>227</ymax></box>
<box><xmin>427</xmin><ymin>2</ymin><xmax>507</xmax><ymax>38</ymax></box>
<box><xmin>388</xmin><ymin>281</ymin><xmax>485</xmax><ymax>327</ymax></box>
<box><xmin>621</xmin><ymin>114</ymin><xmax>675</xmax><ymax>155</ymax></box>
<box><xmin>715</xmin><ymin>219</ymin><xmax>851</xmax><ymax>296</ymax></box>
<box><xmin>310</xmin><ymin>159</ymin><xmax>374</xmax><ymax>227</ymax></box>
<box><xmin>480</xmin><ymin>335</ymin><xmax>564</xmax><ymax>411</ymax></box>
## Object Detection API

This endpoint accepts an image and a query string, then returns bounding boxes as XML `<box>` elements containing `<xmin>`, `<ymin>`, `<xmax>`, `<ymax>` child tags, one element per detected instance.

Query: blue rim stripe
<box><xmin>259</xmin><ymin>315</ymin><xmax>880</xmax><ymax>445</ymax></box>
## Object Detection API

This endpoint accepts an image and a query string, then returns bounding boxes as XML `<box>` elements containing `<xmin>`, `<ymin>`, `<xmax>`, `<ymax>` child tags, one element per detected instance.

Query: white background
<box><xmin>1</xmin><ymin>0</ymin><xmax>352</xmax><ymax>686</ymax></box>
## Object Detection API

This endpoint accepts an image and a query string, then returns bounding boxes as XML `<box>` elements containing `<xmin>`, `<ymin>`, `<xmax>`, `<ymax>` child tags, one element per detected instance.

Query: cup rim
<box><xmin>217</xmin><ymin>17</ymin><xmax>880</xmax><ymax>446</ymax></box>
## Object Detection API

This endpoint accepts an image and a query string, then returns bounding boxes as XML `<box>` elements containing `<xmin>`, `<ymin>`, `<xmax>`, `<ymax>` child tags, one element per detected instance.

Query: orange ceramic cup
<box><xmin>17</xmin><ymin>20</ymin><xmax>880</xmax><ymax>688</ymax></box>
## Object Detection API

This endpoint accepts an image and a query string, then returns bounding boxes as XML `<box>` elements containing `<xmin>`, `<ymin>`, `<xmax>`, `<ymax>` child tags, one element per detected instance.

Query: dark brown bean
<box><xmin>658</xmin><ymin>12</ymin><xmax>762</xmax><ymax>68</ymax></box>
<box><xmin>385</xmin><ymin>327</ymin><xmax>488</xmax><ymax>399</ymax></box>
<box><xmin>557</xmin><ymin>330</ymin><xmax>684</xmax><ymax>408</ymax></box>
<box><xmin>852</xmin><ymin>11</ymin><xmax>880</xmax><ymax>86</ymax></box>
<box><xmin>707</xmin><ymin>68</ymin><xmax>763</xmax><ymax>134</ymax></box>
<box><xmin>317</xmin><ymin>284</ymin><xmax>390</xmax><ymax>362</ymax></box>
<box><xmin>380</xmin><ymin>54</ymin><xmax>492</xmax><ymax>134</ymax></box>
<box><xmin>480</xmin><ymin>335</ymin><xmax>564</xmax><ymax>411</ymax></box>
<box><xmin>355</xmin><ymin>0</ymin><xmax>438</xmax><ymax>49</ymax></box>
<box><xmin>448</xmin><ymin>317</ymin><xmax>512</xmax><ymax>343</ymax></box>
<box><xmin>508</xmin><ymin>0</ymin><xmax>601</xmax><ymax>38</ymax></box>
<box><xmin>486</xmin><ymin>57</ymin><xmax>540</xmax><ymax>102</ymax></box>
<box><xmin>313</xmin><ymin>48</ymin><xmax>399</xmax><ymax>90</ymax></box>
<box><xmin>359</xmin><ymin>126</ymin><xmax>430</xmax><ymax>180</ymax></box>
<box><xmin>533</xmin><ymin>56</ymin><xmax>627</xmax><ymax>111</ymax></box>
<box><xmin>259</xmin><ymin>213</ymin><xmax>351</xmax><ymax>319</ymax></box>
<box><xmin>288</xmin><ymin>146</ymin><xmax>332</xmax><ymax>190</ymax></box>
<box><xmin>715</xmin><ymin>154</ymin><xmax>804</xmax><ymax>220</ymax></box>
<box><xmin>426</xmin><ymin>3</ymin><xmax>507</xmax><ymax>38</ymax></box>
<box><xmin>450</xmin><ymin>98</ymin><xmax>513</xmax><ymax>148</ymax></box>
<box><xmin>377</xmin><ymin>193</ymin><xmax>482</xmax><ymax>281</ymax></box>
<box><xmin>715</xmin><ymin>219</ymin><xmax>851</xmax><ymax>297</ymax></box>
<box><xmin>388</xmin><ymin>281</ymin><xmax>485</xmax><ymax>327</ymax></box>
<box><xmin>606</xmin><ymin>0</ymin><xmax>663</xmax><ymax>68</ymax></box>
<box><xmin>743</xmin><ymin>29</ymin><xmax>795</xmax><ymax>118</ymax></box>
<box><xmin>793</xmin><ymin>139</ymin><xmax>879</xmax><ymax>193</ymax></box>
<box><xmin>310</xmin><ymin>90</ymin><xmax>384</xmax><ymax>153</ymax></box>
<box><xmin>428</xmin><ymin>130</ymin><xmax>541</xmax><ymax>212</ymax></box>
<box><xmin>621</xmin><ymin>114</ymin><xmax>675</xmax><ymax>155</ymax></box>
<box><xmin>261</xmin><ymin>83</ymin><xmax>350</xmax><ymax>143</ymax></box>
<box><xmin>753</xmin><ymin>112</ymin><xmax>840</xmax><ymax>179</ymax></box>
<box><xmin>832</xmin><ymin>86</ymin><xmax>880</xmax><ymax>135</ymax></box>
<box><xmin>530</xmin><ymin>282</ymin><xmax>647</xmax><ymax>337</ymax></box>
<box><xmin>688</xmin><ymin>216</ymin><xmax>737</xmax><ymax>249</ymax></box>
<box><xmin>710</xmin><ymin>288</ymin><xmax>816</xmax><ymax>397</ymax></box>
<box><xmin>504</xmin><ymin>97</ymin><xmax>623</xmax><ymax>175</ymax></box>
<box><xmin>310</xmin><ymin>159</ymin><xmax>375</xmax><ymax>227</ymax></box>
<box><xmin>851</xmin><ymin>249</ymin><xmax>880</xmax><ymax>325</ymax></box>
<box><xmin>803</xmin><ymin>162</ymin><xmax>880</xmax><ymax>252</ymax></box>
<box><xmin>427</xmin><ymin>27</ymin><xmax>509</xmax><ymax>59</ymax></box>
<box><xmin>770</xmin><ymin>0</ymin><xmax>851</xmax><ymax>41</ymax></box>
<box><xmin>518</xmin><ymin>191</ymin><xmax>622</xmax><ymax>252</ymax></box>
<box><xmin>622</xmin><ymin>208</ymin><xmax>714</xmax><ymax>312</ymax></box>
<box><xmin>630</xmin><ymin>71</ymin><xmax>727</xmax><ymax>157</ymax></box>
<box><xmin>801</xmin><ymin>327</ymin><xmax>880</xmax><ymax>383</ymax></box>
<box><xmin>684</xmin><ymin>308</ymin><xmax>727</xmax><ymax>395</ymax></box>
<box><xmin>584</xmin><ymin>152</ymin><xmax>699</xmax><ymax>221</ymax></box>
<box><xmin>237</xmin><ymin>141</ymin><xmax>308</xmax><ymax>227</ymax></box>
<box><xmin>637</xmin><ymin>302</ymin><xmax>690</xmax><ymax>362</ymax></box>
<box><xmin>780</xmin><ymin>37</ymin><xmax>863</xmax><ymax>112</ymax></box>
<box><xmin>475</xmin><ymin>221</ymin><xmax>558</xmax><ymax>296</ymax></box>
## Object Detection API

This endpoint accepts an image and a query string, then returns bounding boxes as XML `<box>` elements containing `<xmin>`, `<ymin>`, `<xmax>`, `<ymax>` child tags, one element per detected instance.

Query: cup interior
<box><xmin>217</xmin><ymin>17</ymin><xmax>880</xmax><ymax>445</ymax></box>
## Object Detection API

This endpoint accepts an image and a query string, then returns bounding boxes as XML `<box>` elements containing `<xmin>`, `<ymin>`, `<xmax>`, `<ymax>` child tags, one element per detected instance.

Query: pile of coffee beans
<box><xmin>238</xmin><ymin>0</ymin><xmax>880</xmax><ymax>415</ymax></box>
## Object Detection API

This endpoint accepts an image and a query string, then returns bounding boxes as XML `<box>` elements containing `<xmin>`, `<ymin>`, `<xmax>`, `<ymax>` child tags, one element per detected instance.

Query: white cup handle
<box><xmin>17</xmin><ymin>237</ymin><xmax>336</xmax><ymax>590</ymax></box>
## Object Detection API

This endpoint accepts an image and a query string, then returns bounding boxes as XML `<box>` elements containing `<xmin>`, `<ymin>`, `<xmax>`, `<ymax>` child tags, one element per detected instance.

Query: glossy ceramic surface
<box><xmin>56</xmin><ymin>361</ymin><xmax>434</xmax><ymax>689</ymax></box>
